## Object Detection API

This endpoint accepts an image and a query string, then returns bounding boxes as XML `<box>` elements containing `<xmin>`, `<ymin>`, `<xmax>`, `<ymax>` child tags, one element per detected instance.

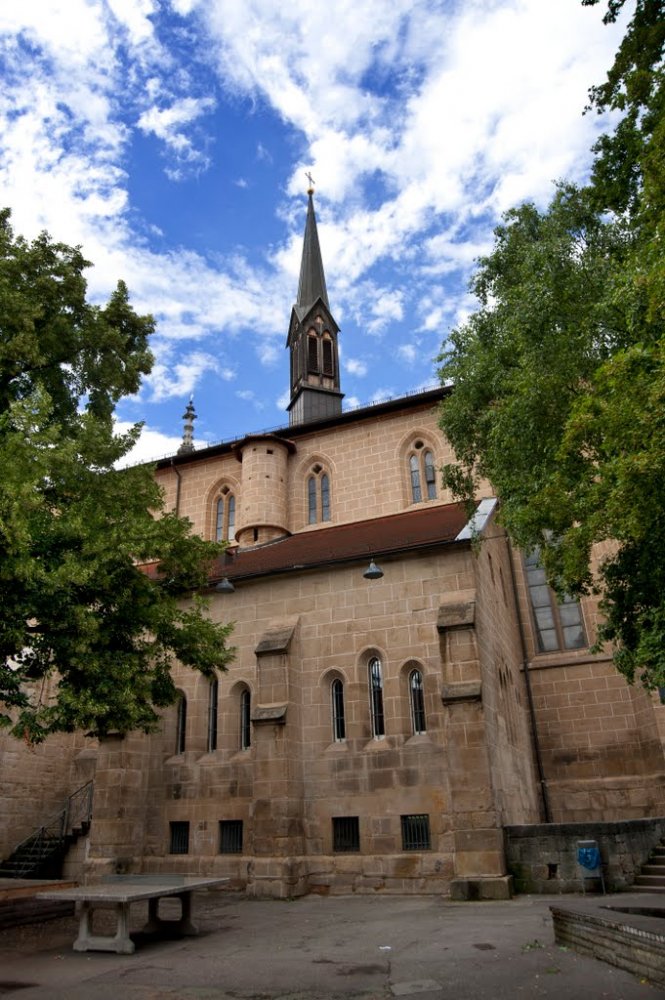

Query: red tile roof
<box><xmin>212</xmin><ymin>501</ymin><xmax>470</xmax><ymax>583</ymax></box>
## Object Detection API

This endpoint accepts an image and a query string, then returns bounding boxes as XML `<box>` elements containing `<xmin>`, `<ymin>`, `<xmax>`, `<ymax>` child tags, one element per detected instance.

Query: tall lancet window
<box><xmin>307</xmin><ymin>465</ymin><xmax>331</xmax><ymax>524</ymax></box>
<box><xmin>408</xmin><ymin>440</ymin><xmax>437</xmax><ymax>503</ymax></box>
<box><xmin>215</xmin><ymin>488</ymin><xmax>236</xmax><ymax>542</ymax></box>
<box><xmin>409</xmin><ymin>669</ymin><xmax>426</xmax><ymax>734</ymax></box>
<box><xmin>368</xmin><ymin>657</ymin><xmax>385</xmax><ymax>738</ymax></box>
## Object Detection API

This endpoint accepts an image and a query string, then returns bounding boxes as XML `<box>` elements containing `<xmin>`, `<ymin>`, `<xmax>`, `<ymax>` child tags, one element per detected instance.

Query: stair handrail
<box><xmin>1</xmin><ymin>780</ymin><xmax>94</xmax><ymax>877</ymax></box>
<box><xmin>63</xmin><ymin>780</ymin><xmax>94</xmax><ymax>837</ymax></box>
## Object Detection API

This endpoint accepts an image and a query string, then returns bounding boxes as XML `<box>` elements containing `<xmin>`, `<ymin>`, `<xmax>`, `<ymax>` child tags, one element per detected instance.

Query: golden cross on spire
<box><xmin>305</xmin><ymin>171</ymin><xmax>315</xmax><ymax>193</ymax></box>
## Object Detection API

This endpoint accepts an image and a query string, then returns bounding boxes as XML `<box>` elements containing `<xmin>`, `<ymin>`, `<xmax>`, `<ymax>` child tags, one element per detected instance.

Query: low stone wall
<box><xmin>505</xmin><ymin>818</ymin><xmax>665</xmax><ymax>893</ymax></box>
<box><xmin>551</xmin><ymin>902</ymin><xmax>665</xmax><ymax>988</ymax></box>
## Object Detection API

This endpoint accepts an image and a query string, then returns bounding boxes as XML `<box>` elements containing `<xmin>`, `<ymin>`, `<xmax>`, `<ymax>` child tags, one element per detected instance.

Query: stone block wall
<box><xmin>505</xmin><ymin>817</ymin><xmax>665</xmax><ymax>892</ymax></box>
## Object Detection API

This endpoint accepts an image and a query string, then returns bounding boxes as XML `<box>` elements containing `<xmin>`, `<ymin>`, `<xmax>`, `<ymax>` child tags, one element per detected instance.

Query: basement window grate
<box><xmin>219</xmin><ymin>820</ymin><xmax>244</xmax><ymax>854</ymax></box>
<box><xmin>401</xmin><ymin>814</ymin><xmax>431</xmax><ymax>851</ymax></box>
<box><xmin>169</xmin><ymin>821</ymin><xmax>190</xmax><ymax>855</ymax></box>
<box><xmin>332</xmin><ymin>816</ymin><xmax>360</xmax><ymax>853</ymax></box>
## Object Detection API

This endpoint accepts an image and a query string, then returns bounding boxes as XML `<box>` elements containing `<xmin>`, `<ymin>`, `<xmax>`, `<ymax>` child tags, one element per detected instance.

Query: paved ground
<box><xmin>0</xmin><ymin>891</ymin><xmax>663</xmax><ymax>999</ymax></box>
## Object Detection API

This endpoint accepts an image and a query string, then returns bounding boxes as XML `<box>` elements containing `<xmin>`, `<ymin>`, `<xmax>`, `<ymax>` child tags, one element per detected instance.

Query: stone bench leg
<box><xmin>143</xmin><ymin>891</ymin><xmax>198</xmax><ymax>937</ymax></box>
<box><xmin>73</xmin><ymin>900</ymin><xmax>135</xmax><ymax>955</ymax></box>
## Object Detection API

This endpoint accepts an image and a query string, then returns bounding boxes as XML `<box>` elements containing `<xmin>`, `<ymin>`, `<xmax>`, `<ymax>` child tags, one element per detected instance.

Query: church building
<box><xmin>3</xmin><ymin>189</ymin><xmax>665</xmax><ymax>899</ymax></box>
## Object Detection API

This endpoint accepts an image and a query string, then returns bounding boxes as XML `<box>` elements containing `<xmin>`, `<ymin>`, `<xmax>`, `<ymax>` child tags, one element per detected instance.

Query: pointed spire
<box><xmin>296</xmin><ymin>182</ymin><xmax>329</xmax><ymax>313</ymax></box>
<box><xmin>178</xmin><ymin>396</ymin><xmax>196</xmax><ymax>455</ymax></box>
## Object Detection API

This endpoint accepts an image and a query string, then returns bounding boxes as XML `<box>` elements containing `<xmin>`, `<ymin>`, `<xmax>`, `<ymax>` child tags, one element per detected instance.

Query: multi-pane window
<box><xmin>332</xmin><ymin>816</ymin><xmax>360</xmax><ymax>852</ymax></box>
<box><xmin>408</xmin><ymin>441</ymin><xmax>437</xmax><ymax>503</ymax></box>
<box><xmin>215</xmin><ymin>488</ymin><xmax>236</xmax><ymax>542</ymax></box>
<box><xmin>524</xmin><ymin>550</ymin><xmax>587</xmax><ymax>652</ymax></box>
<box><xmin>175</xmin><ymin>695</ymin><xmax>187</xmax><ymax>754</ymax></box>
<box><xmin>307</xmin><ymin>465</ymin><xmax>331</xmax><ymax>524</ymax></box>
<box><xmin>207</xmin><ymin>679</ymin><xmax>218</xmax><ymax>753</ymax></box>
<box><xmin>331</xmin><ymin>679</ymin><xmax>346</xmax><ymax>741</ymax></box>
<box><xmin>368</xmin><ymin>656</ymin><xmax>385</xmax><ymax>738</ymax></box>
<box><xmin>219</xmin><ymin>820</ymin><xmax>243</xmax><ymax>854</ymax></box>
<box><xmin>240</xmin><ymin>689</ymin><xmax>251</xmax><ymax>750</ymax></box>
<box><xmin>169</xmin><ymin>821</ymin><xmax>189</xmax><ymax>854</ymax></box>
<box><xmin>409</xmin><ymin>669</ymin><xmax>426</xmax><ymax>734</ymax></box>
<box><xmin>401</xmin><ymin>814</ymin><xmax>431</xmax><ymax>851</ymax></box>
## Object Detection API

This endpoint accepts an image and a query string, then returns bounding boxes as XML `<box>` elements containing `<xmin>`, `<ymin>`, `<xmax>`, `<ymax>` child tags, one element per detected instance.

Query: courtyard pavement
<box><xmin>0</xmin><ymin>890</ymin><xmax>663</xmax><ymax>999</ymax></box>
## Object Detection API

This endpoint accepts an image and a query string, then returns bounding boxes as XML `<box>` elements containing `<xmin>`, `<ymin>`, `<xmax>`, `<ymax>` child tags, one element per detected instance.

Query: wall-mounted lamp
<box><xmin>363</xmin><ymin>560</ymin><xmax>384</xmax><ymax>580</ymax></box>
<box><xmin>215</xmin><ymin>577</ymin><xmax>235</xmax><ymax>593</ymax></box>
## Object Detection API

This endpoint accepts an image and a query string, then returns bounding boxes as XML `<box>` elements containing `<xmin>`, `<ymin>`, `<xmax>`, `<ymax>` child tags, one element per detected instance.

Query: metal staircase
<box><xmin>0</xmin><ymin>780</ymin><xmax>93</xmax><ymax>879</ymax></box>
<box><xmin>632</xmin><ymin>841</ymin><xmax>665</xmax><ymax>893</ymax></box>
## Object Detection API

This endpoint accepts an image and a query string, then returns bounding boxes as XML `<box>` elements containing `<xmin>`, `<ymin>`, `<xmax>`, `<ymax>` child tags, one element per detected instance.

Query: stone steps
<box><xmin>632</xmin><ymin>841</ymin><xmax>665</xmax><ymax>891</ymax></box>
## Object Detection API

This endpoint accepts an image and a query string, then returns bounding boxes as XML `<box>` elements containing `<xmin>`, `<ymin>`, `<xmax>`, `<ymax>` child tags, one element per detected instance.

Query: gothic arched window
<box><xmin>240</xmin><ymin>689</ymin><xmax>251</xmax><ymax>750</ymax></box>
<box><xmin>215</xmin><ymin>487</ymin><xmax>236</xmax><ymax>542</ymax></box>
<box><xmin>175</xmin><ymin>694</ymin><xmax>187</xmax><ymax>754</ymax></box>
<box><xmin>408</xmin><ymin>441</ymin><xmax>437</xmax><ymax>503</ymax></box>
<box><xmin>307</xmin><ymin>465</ymin><xmax>331</xmax><ymax>524</ymax></box>
<box><xmin>368</xmin><ymin>657</ymin><xmax>385</xmax><ymax>738</ymax></box>
<box><xmin>207</xmin><ymin>678</ymin><xmax>219</xmax><ymax>752</ymax></box>
<box><xmin>331</xmin><ymin>679</ymin><xmax>346</xmax><ymax>742</ymax></box>
<box><xmin>409</xmin><ymin>669</ymin><xmax>426</xmax><ymax>734</ymax></box>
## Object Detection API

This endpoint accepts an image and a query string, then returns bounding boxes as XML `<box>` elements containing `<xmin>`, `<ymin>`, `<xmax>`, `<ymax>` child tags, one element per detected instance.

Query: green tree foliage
<box><xmin>438</xmin><ymin>1</ymin><xmax>665</xmax><ymax>686</ymax></box>
<box><xmin>0</xmin><ymin>210</ymin><xmax>233</xmax><ymax>740</ymax></box>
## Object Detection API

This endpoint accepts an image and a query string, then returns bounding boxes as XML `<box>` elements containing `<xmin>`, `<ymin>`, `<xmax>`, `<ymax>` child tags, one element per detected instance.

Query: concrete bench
<box><xmin>38</xmin><ymin>875</ymin><xmax>228</xmax><ymax>954</ymax></box>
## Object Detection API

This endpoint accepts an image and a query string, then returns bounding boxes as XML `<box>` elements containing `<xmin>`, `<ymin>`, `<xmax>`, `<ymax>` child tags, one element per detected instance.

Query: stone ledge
<box><xmin>441</xmin><ymin>682</ymin><xmax>482</xmax><ymax>705</ymax></box>
<box><xmin>449</xmin><ymin>875</ymin><xmax>513</xmax><ymax>900</ymax></box>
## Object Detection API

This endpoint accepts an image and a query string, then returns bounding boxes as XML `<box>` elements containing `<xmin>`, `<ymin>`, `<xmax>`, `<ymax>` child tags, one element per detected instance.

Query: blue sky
<box><xmin>0</xmin><ymin>0</ymin><xmax>626</xmax><ymax>463</ymax></box>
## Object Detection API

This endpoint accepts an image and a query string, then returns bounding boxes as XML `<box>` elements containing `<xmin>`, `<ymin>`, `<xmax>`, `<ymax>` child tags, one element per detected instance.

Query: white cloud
<box><xmin>146</xmin><ymin>349</ymin><xmax>226</xmax><ymax>401</ymax></box>
<box><xmin>397</xmin><ymin>344</ymin><xmax>417</xmax><ymax>365</ymax></box>
<box><xmin>114</xmin><ymin>419</ymin><xmax>184</xmax><ymax>466</ymax></box>
<box><xmin>344</xmin><ymin>358</ymin><xmax>368</xmax><ymax>377</ymax></box>
<box><xmin>258</xmin><ymin>343</ymin><xmax>280</xmax><ymax>366</ymax></box>
<box><xmin>137</xmin><ymin>96</ymin><xmax>215</xmax><ymax>173</ymax></box>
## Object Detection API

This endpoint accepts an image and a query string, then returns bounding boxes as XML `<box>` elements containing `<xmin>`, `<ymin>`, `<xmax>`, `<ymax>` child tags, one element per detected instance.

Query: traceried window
<box><xmin>524</xmin><ymin>550</ymin><xmax>587</xmax><ymax>652</ymax></box>
<box><xmin>207</xmin><ymin>678</ymin><xmax>218</xmax><ymax>752</ymax></box>
<box><xmin>322</xmin><ymin>337</ymin><xmax>334</xmax><ymax>376</ymax></box>
<box><xmin>240</xmin><ymin>688</ymin><xmax>251</xmax><ymax>750</ymax></box>
<box><xmin>175</xmin><ymin>694</ymin><xmax>187</xmax><ymax>754</ymax></box>
<box><xmin>307</xmin><ymin>464</ymin><xmax>331</xmax><ymax>524</ymax></box>
<box><xmin>331</xmin><ymin>679</ymin><xmax>346</xmax><ymax>741</ymax></box>
<box><xmin>409</xmin><ymin>669</ymin><xmax>426</xmax><ymax>734</ymax></box>
<box><xmin>408</xmin><ymin>441</ymin><xmax>437</xmax><ymax>503</ymax></box>
<box><xmin>368</xmin><ymin>656</ymin><xmax>385</xmax><ymax>738</ymax></box>
<box><xmin>215</xmin><ymin>487</ymin><xmax>236</xmax><ymax>542</ymax></box>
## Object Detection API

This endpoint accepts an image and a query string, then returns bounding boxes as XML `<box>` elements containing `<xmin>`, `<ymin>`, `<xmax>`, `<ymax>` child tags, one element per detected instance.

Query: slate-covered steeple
<box><xmin>286</xmin><ymin>182</ymin><xmax>343</xmax><ymax>426</ymax></box>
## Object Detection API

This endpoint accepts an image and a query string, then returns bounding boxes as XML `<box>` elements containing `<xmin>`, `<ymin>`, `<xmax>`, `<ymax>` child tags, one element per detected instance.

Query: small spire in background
<box><xmin>178</xmin><ymin>396</ymin><xmax>196</xmax><ymax>454</ymax></box>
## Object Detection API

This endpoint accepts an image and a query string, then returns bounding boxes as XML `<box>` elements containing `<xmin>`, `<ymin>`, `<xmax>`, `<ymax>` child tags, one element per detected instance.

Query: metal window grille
<box><xmin>369</xmin><ymin>657</ymin><xmax>385</xmax><ymax>737</ymax></box>
<box><xmin>331</xmin><ymin>679</ymin><xmax>346</xmax><ymax>741</ymax></box>
<box><xmin>409</xmin><ymin>669</ymin><xmax>426</xmax><ymax>734</ymax></box>
<box><xmin>332</xmin><ymin>816</ymin><xmax>360</xmax><ymax>852</ymax></box>
<box><xmin>401</xmin><ymin>814</ymin><xmax>430</xmax><ymax>851</ymax></box>
<box><xmin>240</xmin><ymin>689</ymin><xmax>251</xmax><ymax>750</ymax></box>
<box><xmin>169</xmin><ymin>821</ymin><xmax>190</xmax><ymax>855</ymax></box>
<box><xmin>207</xmin><ymin>679</ymin><xmax>218</xmax><ymax>752</ymax></box>
<box><xmin>219</xmin><ymin>820</ymin><xmax>243</xmax><ymax>854</ymax></box>
<box><xmin>176</xmin><ymin>695</ymin><xmax>187</xmax><ymax>754</ymax></box>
